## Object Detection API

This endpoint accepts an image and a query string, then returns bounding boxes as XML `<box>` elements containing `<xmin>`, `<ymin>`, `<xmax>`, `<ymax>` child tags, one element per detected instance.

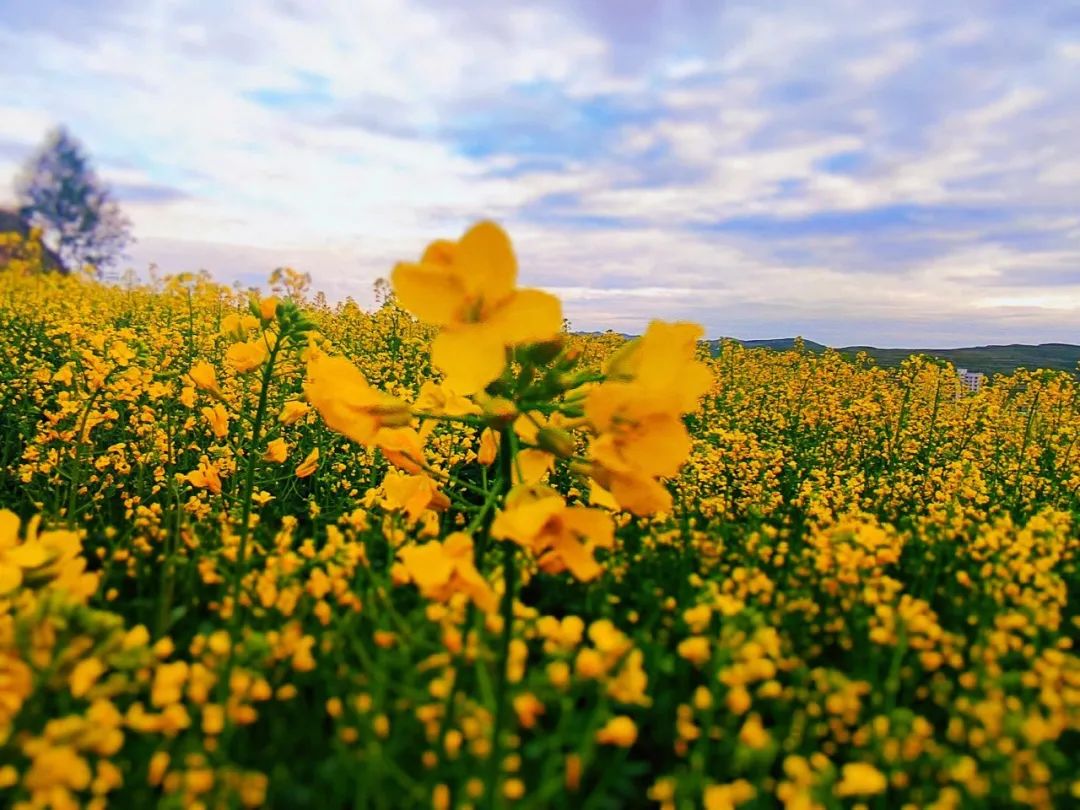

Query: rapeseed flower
<box><xmin>391</xmin><ymin>221</ymin><xmax>562</xmax><ymax>393</ymax></box>
<box><xmin>491</xmin><ymin>484</ymin><xmax>614</xmax><ymax>581</ymax></box>
<box><xmin>396</xmin><ymin>532</ymin><xmax>496</xmax><ymax>612</ymax></box>
<box><xmin>225</xmin><ymin>338</ymin><xmax>269</xmax><ymax>373</ymax></box>
<box><xmin>304</xmin><ymin>353</ymin><xmax>410</xmax><ymax>445</ymax></box>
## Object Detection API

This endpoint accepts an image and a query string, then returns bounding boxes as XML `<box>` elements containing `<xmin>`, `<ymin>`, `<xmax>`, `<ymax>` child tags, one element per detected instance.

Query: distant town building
<box><xmin>956</xmin><ymin>367</ymin><xmax>985</xmax><ymax>393</ymax></box>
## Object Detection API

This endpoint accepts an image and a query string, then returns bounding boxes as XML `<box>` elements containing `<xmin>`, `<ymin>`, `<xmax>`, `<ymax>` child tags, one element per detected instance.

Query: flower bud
<box><xmin>259</xmin><ymin>296</ymin><xmax>280</xmax><ymax>321</ymax></box>
<box><xmin>536</xmin><ymin>427</ymin><xmax>576</xmax><ymax>459</ymax></box>
<box><xmin>373</xmin><ymin>400</ymin><xmax>413</xmax><ymax>427</ymax></box>
<box><xmin>604</xmin><ymin>338</ymin><xmax>641</xmax><ymax>380</ymax></box>
<box><xmin>188</xmin><ymin>361</ymin><xmax>221</xmax><ymax>395</ymax></box>
<box><xmin>479</xmin><ymin>396</ymin><xmax>519</xmax><ymax>429</ymax></box>
<box><xmin>522</xmin><ymin>337</ymin><xmax>565</xmax><ymax>365</ymax></box>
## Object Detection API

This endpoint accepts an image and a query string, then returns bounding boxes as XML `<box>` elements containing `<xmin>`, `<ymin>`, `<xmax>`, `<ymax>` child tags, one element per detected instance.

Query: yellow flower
<box><xmin>704</xmin><ymin>780</ymin><xmax>756</xmax><ymax>810</ymax></box>
<box><xmin>304</xmin><ymin>353</ymin><xmax>410</xmax><ymax>445</ymax></box>
<box><xmin>835</xmin><ymin>762</ymin><xmax>887</xmax><ymax>797</ymax></box>
<box><xmin>186</xmin><ymin>461</ymin><xmax>223</xmax><ymax>495</ymax></box>
<box><xmin>69</xmin><ymin>657</ymin><xmax>106</xmax><ymax>697</ymax></box>
<box><xmin>583</xmin><ymin>321</ymin><xmax>712</xmax><ymax>515</ymax></box>
<box><xmin>278</xmin><ymin>400</ymin><xmax>310</xmax><ymax>425</ymax></box>
<box><xmin>52</xmin><ymin>363</ymin><xmax>74</xmax><ymax>385</ymax></box>
<box><xmin>381</xmin><ymin>471</ymin><xmax>449</xmax><ymax>522</ymax></box>
<box><xmin>263</xmin><ymin>438</ymin><xmax>289</xmax><ymax>463</ymax></box>
<box><xmin>513</xmin><ymin>692</ymin><xmax>545</xmax><ymax>729</ymax></box>
<box><xmin>221</xmin><ymin>312</ymin><xmax>260</xmax><ymax>337</ymax></box>
<box><xmin>23</xmin><ymin>745</ymin><xmax>92</xmax><ymax>794</ymax></box>
<box><xmin>397</xmin><ymin>533</ymin><xmax>496</xmax><ymax>613</ymax></box>
<box><xmin>478</xmin><ymin>427</ymin><xmax>499</xmax><ymax>466</ymax></box>
<box><xmin>201</xmin><ymin>404</ymin><xmax>230</xmax><ymax>438</ymax></box>
<box><xmin>491</xmin><ymin>484</ymin><xmax>614</xmax><ymax>581</ymax></box>
<box><xmin>295</xmin><ymin>448</ymin><xmax>319</xmax><ymax>479</ymax></box>
<box><xmin>391</xmin><ymin>221</ymin><xmax>562</xmax><ymax>394</ymax></box>
<box><xmin>677</xmin><ymin>636</ymin><xmax>711</xmax><ymax>667</ymax></box>
<box><xmin>375</xmin><ymin>426</ymin><xmax>426</xmax><ymax>473</ymax></box>
<box><xmin>726</xmin><ymin>686</ymin><xmax>752</xmax><ymax>715</ymax></box>
<box><xmin>513</xmin><ymin>448</ymin><xmax>555</xmax><ymax>485</ymax></box>
<box><xmin>148</xmin><ymin>751</ymin><xmax>170</xmax><ymax>786</ymax></box>
<box><xmin>258</xmin><ymin>296</ymin><xmax>279</xmax><ymax>321</ymax></box>
<box><xmin>225</xmin><ymin>338</ymin><xmax>269</xmax><ymax>373</ymax></box>
<box><xmin>0</xmin><ymin>510</ymin><xmax>95</xmax><ymax>599</ymax></box>
<box><xmin>187</xmin><ymin>360</ymin><xmax>221</xmax><ymax>394</ymax></box>
<box><xmin>414</xmin><ymin>381</ymin><xmax>481</xmax><ymax>417</ymax></box>
<box><xmin>738</xmin><ymin>713</ymin><xmax>771</xmax><ymax>750</ymax></box>
<box><xmin>0</xmin><ymin>509</ymin><xmax>48</xmax><ymax>594</ymax></box>
<box><xmin>595</xmin><ymin>715</ymin><xmax>637</xmax><ymax>746</ymax></box>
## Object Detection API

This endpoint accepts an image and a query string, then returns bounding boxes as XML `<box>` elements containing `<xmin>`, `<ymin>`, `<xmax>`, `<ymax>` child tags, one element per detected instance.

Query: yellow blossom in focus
<box><xmin>226</xmin><ymin>338</ymin><xmax>269</xmax><ymax>373</ymax></box>
<box><xmin>278</xmin><ymin>400</ymin><xmax>310</xmax><ymax>425</ymax></box>
<box><xmin>263</xmin><ymin>438</ymin><xmax>288</xmax><ymax>463</ymax></box>
<box><xmin>258</xmin><ymin>296</ymin><xmax>279</xmax><ymax>321</ymax></box>
<box><xmin>295</xmin><ymin>448</ymin><xmax>319</xmax><ymax>479</ymax></box>
<box><xmin>491</xmin><ymin>484</ymin><xmax>615</xmax><ymax>581</ymax></box>
<box><xmin>187</xmin><ymin>361</ymin><xmax>221</xmax><ymax>394</ymax></box>
<box><xmin>201</xmin><ymin>404</ymin><xmax>230</xmax><ymax>439</ymax></box>
<box><xmin>391</xmin><ymin>221</ymin><xmax>562</xmax><ymax>394</ymax></box>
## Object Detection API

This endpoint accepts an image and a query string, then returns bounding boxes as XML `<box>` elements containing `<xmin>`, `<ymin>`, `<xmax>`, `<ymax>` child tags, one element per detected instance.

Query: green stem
<box><xmin>228</xmin><ymin>331</ymin><xmax>284</xmax><ymax>628</ymax></box>
<box><xmin>485</xmin><ymin>426</ymin><xmax>518</xmax><ymax>809</ymax></box>
<box><xmin>486</xmin><ymin>542</ymin><xmax>517</xmax><ymax>809</ymax></box>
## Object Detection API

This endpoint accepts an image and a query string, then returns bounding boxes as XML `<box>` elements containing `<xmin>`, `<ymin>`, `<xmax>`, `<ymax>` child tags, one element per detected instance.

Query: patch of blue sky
<box><xmin>815</xmin><ymin>151</ymin><xmax>867</xmax><ymax>174</ymax></box>
<box><xmin>450</xmin><ymin>82</ymin><xmax>658</xmax><ymax>163</ymax></box>
<box><xmin>774</xmin><ymin>178</ymin><xmax>807</xmax><ymax>197</ymax></box>
<box><xmin>517</xmin><ymin>192</ymin><xmax>633</xmax><ymax>230</ymax></box>
<box><xmin>244</xmin><ymin>71</ymin><xmax>333</xmax><ymax>110</ymax></box>
<box><xmin>767</xmin><ymin>80</ymin><xmax>828</xmax><ymax>105</ymax></box>
<box><xmin>701</xmin><ymin>204</ymin><xmax>1011</xmax><ymax>237</ymax></box>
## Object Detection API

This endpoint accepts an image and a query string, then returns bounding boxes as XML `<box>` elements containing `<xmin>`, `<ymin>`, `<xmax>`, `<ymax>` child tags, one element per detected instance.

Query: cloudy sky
<box><xmin>1</xmin><ymin>1</ymin><xmax>1079</xmax><ymax>346</ymax></box>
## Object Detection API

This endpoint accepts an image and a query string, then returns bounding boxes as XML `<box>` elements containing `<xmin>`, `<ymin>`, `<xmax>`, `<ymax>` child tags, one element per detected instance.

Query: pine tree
<box><xmin>16</xmin><ymin>127</ymin><xmax>132</xmax><ymax>273</ymax></box>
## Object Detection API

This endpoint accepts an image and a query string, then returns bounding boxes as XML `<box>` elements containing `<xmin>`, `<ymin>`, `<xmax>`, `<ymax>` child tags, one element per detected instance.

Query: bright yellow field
<box><xmin>0</xmin><ymin>224</ymin><xmax>1077</xmax><ymax>809</ymax></box>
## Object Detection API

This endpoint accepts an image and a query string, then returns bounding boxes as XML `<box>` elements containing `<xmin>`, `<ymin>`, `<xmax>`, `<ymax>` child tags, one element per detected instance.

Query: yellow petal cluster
<box><xmin>491</xmin><ymin>485</ymin><xmax>615</xmax><ymax>581</ymax></box>
<box><xmin>391</xmin><ymin>221</ymin><xmax>562</xmax><ymax>394</ymax></box>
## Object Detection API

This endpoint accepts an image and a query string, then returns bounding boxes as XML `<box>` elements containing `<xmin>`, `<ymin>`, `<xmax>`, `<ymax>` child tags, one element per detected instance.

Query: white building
<box><xmin>956</xmin><ymin>367</ymin><xmax>986</xmax><ymax>393</ymax></box>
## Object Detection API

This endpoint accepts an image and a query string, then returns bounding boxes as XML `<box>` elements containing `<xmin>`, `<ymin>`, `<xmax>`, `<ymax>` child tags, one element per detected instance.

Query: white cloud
<box><xmin>2</xmin><ymin>0</ymin><xmax>1079</xmax><ymax>345</ymax></box>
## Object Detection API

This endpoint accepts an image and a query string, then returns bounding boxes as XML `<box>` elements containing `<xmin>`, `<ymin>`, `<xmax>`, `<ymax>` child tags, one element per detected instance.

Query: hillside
<box><xmin>708</xmin><ymin>337</ymin><xmax>1080</xmax><ymax>377</ymax></box>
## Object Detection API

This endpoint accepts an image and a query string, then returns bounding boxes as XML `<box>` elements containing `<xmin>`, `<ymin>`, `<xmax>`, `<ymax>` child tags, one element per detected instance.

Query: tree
<box><xmin>16</xmin><ymin>127</ymin><xmax>132</xmax><ymax>273</ymax></box>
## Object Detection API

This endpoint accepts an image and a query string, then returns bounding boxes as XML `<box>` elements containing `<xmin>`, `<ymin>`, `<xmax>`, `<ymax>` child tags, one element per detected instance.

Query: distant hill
<box><xmin>720</xmin><ymin>337</ymin><xmax>829</xmax><ymax>353</ymax></box>
<box><xmin>707</xmin><ymin>337</ymin><xmax>1080</xmax><ymax>377</ymax></box>
<box><xmin>836</xmin><ymin>343</ymin><xmax>1080</xmax><ymax>377</ymax></box>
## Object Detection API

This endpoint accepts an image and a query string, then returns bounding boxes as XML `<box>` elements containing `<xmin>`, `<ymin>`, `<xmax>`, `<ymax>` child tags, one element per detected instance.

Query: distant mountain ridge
<box><xmin>571</xmin><ymin>331</ymin><xmax>1079</xmax><ymax>376</ymax></box>
<box><xmin>708</xmin><ymin>337</ymin><xmax>1080</xmax><ymax>377</ymax></box>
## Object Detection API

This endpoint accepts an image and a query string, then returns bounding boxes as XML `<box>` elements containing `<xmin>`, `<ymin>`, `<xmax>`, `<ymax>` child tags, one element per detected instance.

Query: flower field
<box><xmin>0</xmin><ymin>222</ymin><xmax>1077</xmax><ymax>809</ymax></box>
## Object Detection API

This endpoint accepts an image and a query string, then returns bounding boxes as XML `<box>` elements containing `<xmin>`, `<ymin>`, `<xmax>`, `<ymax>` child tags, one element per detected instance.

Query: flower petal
<box><xmin>0</xmin><ymin>510</ymin><xmax>20</xmax><ymax>549</ymax></box>
<box><xmin>456</xmin><ymin>221</ymin><xmax>517</xmax><ymax>302</ymax></box>
<box><xmin>513</xmin><ymin>449</ymin><xmax>554</xmax><ymax>485</ymax></box>
<box><xmin>431</xmin><ymin>326</ymin><xmax>507</xmax><ymax>395</ymax></box>
<box><xmin>622</xmin><ymin>415</ymin><xmax>692</xmax><ymax>479</ymax></box>
<box><xmin>0</xmin><ymin>564</ymin><xmax>22</xmax><ymax>595</ymax></box>
<box><xmin>398</xmin><ymin>543</ymin><xmax>453</xmax><ymax>591</ymax></box>
<box><xmin>391</xmin><ymin>261</ymin><xmax>467</xmax><ymax>326</ymax></box>
<box><xmin>488</xmin><ymin>289</ymin><xmax>563</xmax><ymax>345</ymax></box>
<box><xmin>562</xmin><ymin>507</ymin><xmax>616</xmax><ymax>549</ymax></box>
<box><xmin>609</xmin><ymin>470</ymin><xmax>672</xmax><ymax>516</ymax></box>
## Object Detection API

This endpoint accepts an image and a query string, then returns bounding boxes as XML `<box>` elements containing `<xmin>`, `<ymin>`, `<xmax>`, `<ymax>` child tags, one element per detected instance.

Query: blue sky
<box><xmin>1</xmin><ymin>0</ymin><xmax>1079</xmax><ymax>346</ymax></box>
